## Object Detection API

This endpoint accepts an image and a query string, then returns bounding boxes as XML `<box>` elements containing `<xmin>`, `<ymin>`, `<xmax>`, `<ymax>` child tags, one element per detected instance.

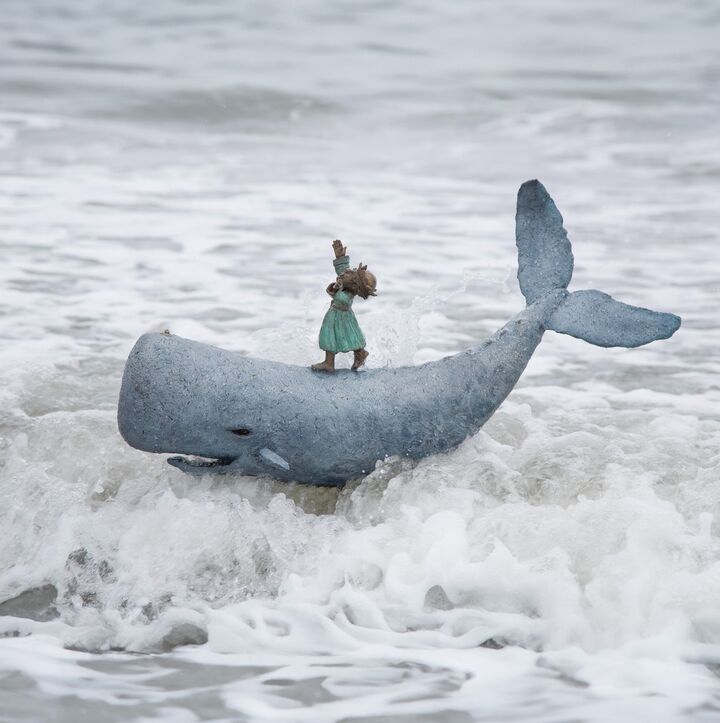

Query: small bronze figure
<box><xmin>312</xmin><ymin>239</ymin><xmax>377</xmax><ymax>373</ymax></box>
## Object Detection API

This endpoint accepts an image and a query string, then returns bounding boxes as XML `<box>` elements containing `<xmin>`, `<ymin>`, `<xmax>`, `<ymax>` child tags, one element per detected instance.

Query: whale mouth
<box><xmin>167</xmin><ymin>455</ymin><xmax>237</xmax><ymax>473</ymax></box>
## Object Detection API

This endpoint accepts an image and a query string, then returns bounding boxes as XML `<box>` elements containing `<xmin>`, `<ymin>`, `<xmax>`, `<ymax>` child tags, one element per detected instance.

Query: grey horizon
<box><xmin>117</xmin><ymin>181</ymin><xmax>681</xmax><ymax>486</ymax></box>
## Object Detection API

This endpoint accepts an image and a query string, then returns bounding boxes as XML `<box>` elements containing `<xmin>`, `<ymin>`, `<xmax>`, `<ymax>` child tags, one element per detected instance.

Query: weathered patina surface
<box><xmin>118</xmin><ymin>181</ymin><xmax>681</xmax><ymax>485</ymax></box>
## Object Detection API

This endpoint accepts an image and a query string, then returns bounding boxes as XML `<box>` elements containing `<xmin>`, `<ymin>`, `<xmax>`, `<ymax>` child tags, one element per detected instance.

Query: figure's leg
<box><xmin>312</xmin><ymin>351</ymin><xmax>336</xmax><ymax>372</ymax></box>
<box><xmin>352</xmin><ymin>348</ymin><xmax>369</xmax><ymax>370</ymax></box>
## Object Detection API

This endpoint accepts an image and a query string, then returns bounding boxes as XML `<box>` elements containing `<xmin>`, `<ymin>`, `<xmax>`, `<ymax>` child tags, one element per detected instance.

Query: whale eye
<box><xmin>230</xmin><ymin>428</ymin><xmax>252</xmax><ymax>436</ymax></box>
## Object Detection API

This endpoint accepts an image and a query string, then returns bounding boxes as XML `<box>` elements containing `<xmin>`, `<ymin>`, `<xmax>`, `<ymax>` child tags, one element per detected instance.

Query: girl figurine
<box><xmin>312</xmin><ymin>239</ymin><xmax>377</xmax><ymax>373</ymax></box>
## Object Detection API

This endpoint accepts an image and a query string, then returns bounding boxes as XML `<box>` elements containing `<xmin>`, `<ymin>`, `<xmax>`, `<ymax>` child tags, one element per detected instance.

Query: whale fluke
<box><xmin>515</xmin><ymin>180</ymin><xmax>681</xmax><ymax>348</ymax></box>
<box><xmin>516</xmin><ymin>179</ymin><xmax>574</xmax><ymax>304</ymax></box>
<box><xmin>547</xmin><ymin>290</ymin><xmax>680</xmax><ymax>348</ymax></box>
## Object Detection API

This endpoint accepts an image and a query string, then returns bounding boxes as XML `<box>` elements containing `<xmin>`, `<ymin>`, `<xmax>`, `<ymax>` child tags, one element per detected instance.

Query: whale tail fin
<box><xmin>515</xmin><ymin>180</ymin><xmax>681</xmax><ymax>348</ymax></box>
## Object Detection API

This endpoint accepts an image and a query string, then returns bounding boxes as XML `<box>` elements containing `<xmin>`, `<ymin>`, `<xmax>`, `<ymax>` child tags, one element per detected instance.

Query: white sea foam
<box><xmin>1</xmin><ymin>0</ymin><xmax>719</xmax><ymax>720</ymax></box>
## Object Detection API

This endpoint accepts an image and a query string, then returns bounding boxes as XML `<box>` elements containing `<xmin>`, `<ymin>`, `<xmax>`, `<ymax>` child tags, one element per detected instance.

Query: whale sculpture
<box><xmin>118</xmin><ymin>181</ymin><xmax>681</xmax><ymax>485</ymax></box>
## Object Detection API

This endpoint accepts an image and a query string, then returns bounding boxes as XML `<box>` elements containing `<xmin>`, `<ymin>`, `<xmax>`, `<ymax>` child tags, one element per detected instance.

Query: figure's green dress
<box><xmin>319</xmin><ymin>255</ymin><xmax>366</xmax><ymax>353</ymax></box>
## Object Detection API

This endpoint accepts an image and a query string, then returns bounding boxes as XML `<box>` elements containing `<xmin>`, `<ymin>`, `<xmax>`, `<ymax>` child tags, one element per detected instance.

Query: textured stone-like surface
<box><xmin>118</xmin><ymin>295</ymin><xmax>551</xmax><ymax>486</ymax></box>
<box><xmin>548</xmin><ymin>289</ymin><xmax>681</xmax><ymax>347</ymax></box>
<box><xmin>0</xmin><ymin>585</ymin><xmax>59</xmax><ymax>622</ymax></box>
<box><xmin>117</xmin><ymin>180</ymin><xmax>681</xmax><ymax>486</ymax></box>
<box><xmin>516</xmin><ymin>179</ymin><xmax>574</xmax><ymax>304</ymax></box>
<box><xmin>156</xmin><ymin>622</ymin><xmax>208</xmax><ymax>652</ymax></box>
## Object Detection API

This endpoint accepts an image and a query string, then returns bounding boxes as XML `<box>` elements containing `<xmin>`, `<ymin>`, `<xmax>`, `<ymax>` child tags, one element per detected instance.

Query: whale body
<box><xmin>117</xmin><ymin>181</ymin><xmax>681</xmax><ymax>485</ymax></box>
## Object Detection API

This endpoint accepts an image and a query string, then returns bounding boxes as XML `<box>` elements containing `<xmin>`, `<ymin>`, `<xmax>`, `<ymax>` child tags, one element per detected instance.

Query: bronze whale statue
<box><xmin>118</xmin><ymin>181</ymin><xmax>681</xmax><ymax>485</ymax></box>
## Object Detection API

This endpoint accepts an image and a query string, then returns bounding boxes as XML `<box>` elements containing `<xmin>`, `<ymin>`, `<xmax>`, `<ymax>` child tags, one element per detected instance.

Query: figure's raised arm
<box><xmin>331</xmin><ymin>239</ymin><xmax>350</xmax><ymax>275</ymax></box>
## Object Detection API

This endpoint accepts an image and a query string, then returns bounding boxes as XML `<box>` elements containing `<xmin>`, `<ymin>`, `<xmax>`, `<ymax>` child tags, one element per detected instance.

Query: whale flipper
<box><xmin>516</xmin><ymin>179</ymin><xmax>574</xmax><ymax>304</ymax></box>
<box><xmin>547</xmin><ymin>290</ymin><xmax>681</xmax><ymax>348</ymax></box>
<box><xmin>259</xmin><ymin>448</ymin><xmax>290</xmax><ymax>471</ymax></box>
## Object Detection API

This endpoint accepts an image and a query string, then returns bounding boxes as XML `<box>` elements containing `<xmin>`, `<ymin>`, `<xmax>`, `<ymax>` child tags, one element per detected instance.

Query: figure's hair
<box><xmin>355</xmin><ymin>264</ymin><xmax>377</xmax><ymax>299</ymax></box>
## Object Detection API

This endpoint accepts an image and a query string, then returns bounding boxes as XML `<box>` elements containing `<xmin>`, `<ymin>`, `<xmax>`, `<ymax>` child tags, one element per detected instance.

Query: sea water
<box><xmin>1</xmin><ymin>0</ymin><xmax>719</xmax><ymax>720</ymax></box>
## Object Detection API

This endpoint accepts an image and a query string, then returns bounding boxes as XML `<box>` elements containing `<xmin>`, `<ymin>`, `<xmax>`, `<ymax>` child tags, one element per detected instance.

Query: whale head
<box><xmin>118</xmin><ymin>333</ymin><xmax>292</xmax><ymax>477</ymax></box>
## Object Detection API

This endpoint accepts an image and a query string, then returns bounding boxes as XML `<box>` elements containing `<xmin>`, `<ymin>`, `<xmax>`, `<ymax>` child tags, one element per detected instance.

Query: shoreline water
<box><xmin>1</xmin><ymin>0</ymin><xmax>719</xmax><ymax>720</ymax></box>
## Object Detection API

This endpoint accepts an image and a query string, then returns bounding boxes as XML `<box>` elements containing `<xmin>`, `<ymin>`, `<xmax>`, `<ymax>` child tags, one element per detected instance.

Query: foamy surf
<box><xmin>1</xmin><ymin>0</ymin><xmax>719</xmax><ymax>720</ymax></box>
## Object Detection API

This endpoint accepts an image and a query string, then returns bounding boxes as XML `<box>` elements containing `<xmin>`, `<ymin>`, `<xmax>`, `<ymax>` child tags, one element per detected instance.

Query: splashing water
<box><xmin>1</xmin><ymin>0</ymin><xmax>720</xmax><ymax>720</ymax></box>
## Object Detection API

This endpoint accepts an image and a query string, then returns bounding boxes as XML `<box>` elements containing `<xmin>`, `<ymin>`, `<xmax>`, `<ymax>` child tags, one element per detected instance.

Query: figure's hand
<box><xmin>332</xmin><ymin>239</ymin><xmax>347</xmax><ymax>258</ymax></box>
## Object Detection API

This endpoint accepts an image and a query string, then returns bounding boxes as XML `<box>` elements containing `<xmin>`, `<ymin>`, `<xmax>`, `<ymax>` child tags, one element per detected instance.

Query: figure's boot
<box><xmin>311</xmin><ymin>351</ymin><xmax>336</xmax><ymax>373</ymax></box>
<box><xmin>352</xmin><ymin>349</ymin><xmax>369</xmax><ymax>370</ymax></box>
